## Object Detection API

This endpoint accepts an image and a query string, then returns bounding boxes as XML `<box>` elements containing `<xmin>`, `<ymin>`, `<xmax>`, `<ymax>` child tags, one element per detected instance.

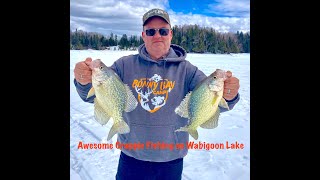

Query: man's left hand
<box><xmin>223</xmin><ymin>71</ymin><xmax>240</xmax><ymax>100</ymax></box>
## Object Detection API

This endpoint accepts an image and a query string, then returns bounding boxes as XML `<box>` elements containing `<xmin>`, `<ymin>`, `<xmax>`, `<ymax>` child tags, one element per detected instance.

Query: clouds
<box><xmin>70</xmin><ymin>0</ymin><xmax>250</xmax><ymax>37</ymax></box>
<box><xmin>207</xmin><ymin>0</ymin><xmax>250</xmax><ymax>17</ymax></box>
<box><xmin>170</xmin><ymin>13</ymin><xmax>250</xmax><ymax>33</ymax></box>
<box><xmin>71</xmin><ymin>0</ymin><xmax>168</xmax><ymax>36</ymax></box>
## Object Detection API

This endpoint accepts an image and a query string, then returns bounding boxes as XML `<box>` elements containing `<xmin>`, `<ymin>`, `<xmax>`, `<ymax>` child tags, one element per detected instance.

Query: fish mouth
<box><xmin>89</xmin><ymin>59</ymin><xmax>102</xmax><ymax>70</ymax></box>
<box><xmin>212</xmin><ymin>69</ymin><xmax>227</xmax><ymax>80</ymax></box>
<box><xmin>89</xmin><ymin>63</ymin><xmax>94</xmax><ymax>70</ymax></box>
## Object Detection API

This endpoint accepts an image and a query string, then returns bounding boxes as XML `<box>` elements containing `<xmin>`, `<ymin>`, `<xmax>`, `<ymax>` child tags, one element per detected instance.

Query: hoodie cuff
<box><xmin>225</xmin><ymin>93</ymin><xmax>239</xmax><ymax>103</ymax></box>
<box><xmin>74</xmin><ymin>79</ymin><xmax>92</xmax><ymax>89</ymax></box>
<box><xmin>73</xmin><ymin>79</ymin><xmax>95</xmax><ymax>103</ymax></box>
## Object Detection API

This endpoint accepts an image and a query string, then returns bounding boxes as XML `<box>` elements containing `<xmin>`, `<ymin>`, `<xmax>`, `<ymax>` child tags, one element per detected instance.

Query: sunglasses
<box><xmin>145</xmin><ymin>28</ymin><xmax>170</xmax><ymax>36</ymax></box>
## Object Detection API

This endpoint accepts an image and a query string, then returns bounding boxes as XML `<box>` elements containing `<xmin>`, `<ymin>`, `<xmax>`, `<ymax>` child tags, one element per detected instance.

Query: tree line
<box><xmin>70</xmin><ymin>24</ymin><xmax>250</xmax><ymax>54</ymax></box>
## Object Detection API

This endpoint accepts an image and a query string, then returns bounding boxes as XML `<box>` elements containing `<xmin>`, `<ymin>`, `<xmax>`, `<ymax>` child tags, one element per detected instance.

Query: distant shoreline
<box><xmin>70</xmin><ymin>49</ymin><xmax>250</xmax><ymax>55</ymax></box>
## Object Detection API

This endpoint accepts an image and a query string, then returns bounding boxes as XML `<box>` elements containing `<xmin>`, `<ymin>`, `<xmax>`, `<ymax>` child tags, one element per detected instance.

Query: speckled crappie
<box><xmin>87</xmin><ymin>59</ymin><xmax>138</xmax><ymax>140</ymax></box>
<box><xmin>175</xmin><ymin>69</ymin><xmax>229</xmax><ymax>140</ymax></box>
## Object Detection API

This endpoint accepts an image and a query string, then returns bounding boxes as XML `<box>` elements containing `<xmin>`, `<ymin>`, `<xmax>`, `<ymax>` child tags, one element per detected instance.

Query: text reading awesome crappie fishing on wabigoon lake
<box><xmin>77</xmin><ymin>141</ymin><xmax>244</xmax><ymax>151</ymax></box>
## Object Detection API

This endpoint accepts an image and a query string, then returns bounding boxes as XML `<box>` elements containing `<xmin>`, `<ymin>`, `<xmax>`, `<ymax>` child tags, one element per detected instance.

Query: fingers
<box><xmin>223</xmin><ymin>76</ymin><xmax>240</xmax><ymax>100</ymax></box>
<box><xmin>225</xmin><ymin>76</ymin><xmax>239</xmax><ymax>86</ymax></box>
<box><xmin>224</xmin><ymin>77</ymin><xmax>240</xmax><ymax>91</ymax></box>
<box><xmin>224</xmin><ymin>70</ymin><xmax>235</xmax><ymax>84</ymax></box>
<box><xmin>75</xmin><ymin>62</ymin><xmax>91</xmax><ymax>70</ymax></box>
<box><xmin>84</xmin><ymin>57</ymin><xmax>92</xmax><ymax>66</ymax></box>
<box><xmin>74</xmin><ymin>69</ymin><xmax>92</xmax><ymax>80</ymax></box>
<box><xmin>226</xmin><ymin>71</ymin><xmax>232</xmax><ymax>78</ymax></box>
<box><xmin>74</xmin><ymin>57</ymin><xmax>93</xmax><ymax>85</ymax></box>
<box><xmin>75</xmin><ymin>71</ymin><xmax>92</xmax><ymax>85</ymax></box>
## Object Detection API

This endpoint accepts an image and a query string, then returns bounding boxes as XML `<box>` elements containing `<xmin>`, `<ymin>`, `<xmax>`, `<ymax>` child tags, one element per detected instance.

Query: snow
<box><xmin>70</xmin><ymin>49</ymin><xmax>250</xmax><ymax>180</ymax></box>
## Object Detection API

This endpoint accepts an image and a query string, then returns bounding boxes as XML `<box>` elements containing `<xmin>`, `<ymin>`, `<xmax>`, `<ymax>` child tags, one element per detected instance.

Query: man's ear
<box><xmin>141</xmin><ymin>31</ymin><xmax>146</xmax><ymax>43</ymax></box>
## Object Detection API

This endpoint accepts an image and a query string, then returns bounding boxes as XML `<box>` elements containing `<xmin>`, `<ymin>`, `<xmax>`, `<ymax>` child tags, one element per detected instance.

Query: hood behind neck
<box><xmin>138</xmin><ymin>44</ymin><xmax>187</xmax><ymax>63</ymax></box>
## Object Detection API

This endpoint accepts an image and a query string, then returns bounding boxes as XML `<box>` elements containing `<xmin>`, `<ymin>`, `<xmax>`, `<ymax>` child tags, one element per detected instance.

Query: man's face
<box><xmin>142</xmin><ymin>17</ymin><xmax>172</xmax><ymax>60</ymax></box>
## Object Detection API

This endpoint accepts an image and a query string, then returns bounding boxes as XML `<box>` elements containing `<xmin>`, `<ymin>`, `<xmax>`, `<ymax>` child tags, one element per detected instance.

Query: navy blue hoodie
<box><xmin>74</xmin><ymin>44</ymin><xmax>240</xmax><ymax>162</ymax></box>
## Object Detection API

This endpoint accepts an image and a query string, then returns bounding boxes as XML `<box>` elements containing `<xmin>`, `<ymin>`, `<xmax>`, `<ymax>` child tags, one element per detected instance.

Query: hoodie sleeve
<box><xmin>110</xmin><ymin>58</ymin><xmax>124</xmax><ymax>80</ymax></box>
<box><xmin>186</xmin><ymin>62</ymin><xmax>240</xmax><ymax>112</ymax></box>
<box><xmin>73</xmin><ymin>79</ymin><xmax>95</xmax><ymax>103</ymax></box>
<box><xmin>220</xmin><ymin>93</ymin><xmax>240</xmax><ymax>112</ymax></box>
<box><xmin>73</xmin><ymin>59</ymin><xmax>123</xmax><ymax>103</ymax></box>
<box><xmin>187</xmin><ymin>62</ymin><xmax>207</xmax><ymax>92</ymax></box>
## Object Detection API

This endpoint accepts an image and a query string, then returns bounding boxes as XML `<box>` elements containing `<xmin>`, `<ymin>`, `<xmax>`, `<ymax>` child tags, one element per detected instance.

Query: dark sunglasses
<box><xmin>145</xmin><ymin>28</ymin><xmax>170</xmax><ymax>36</ymax></box>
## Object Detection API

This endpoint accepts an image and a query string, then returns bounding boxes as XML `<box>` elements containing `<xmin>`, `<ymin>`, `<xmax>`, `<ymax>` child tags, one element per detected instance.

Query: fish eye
<box><xmin>213</xmin><ymin>76</ymin><xmax>217</xmax><ymax>79</ymax></box>
<box><xmin>99</xmin><ymin>66</ymin><xmax>103</xmax><ymax>70</ymax></box>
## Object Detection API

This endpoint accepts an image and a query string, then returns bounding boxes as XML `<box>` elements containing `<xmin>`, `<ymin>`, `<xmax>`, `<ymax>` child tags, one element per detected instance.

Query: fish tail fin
<box><xmin>175</xmin><ymin>126</ymin><xmax>199</xmax><ymax>140</ymax></box>
<box><xmin>107</xmin><ymin>120</ymin><xmax>130</xmax><ymax>140</ymax></box>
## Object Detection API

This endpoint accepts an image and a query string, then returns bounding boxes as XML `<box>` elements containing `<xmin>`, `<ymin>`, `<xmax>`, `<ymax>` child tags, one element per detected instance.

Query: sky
<box><xmin>70</xmin><ymin>49</ymin><xmax>250</xmax><ymax>180</ymax></box>
<box><xmin>70</xmin><ymin>0</ymin><xmax>250</xmax><ymax>37</ymax></box>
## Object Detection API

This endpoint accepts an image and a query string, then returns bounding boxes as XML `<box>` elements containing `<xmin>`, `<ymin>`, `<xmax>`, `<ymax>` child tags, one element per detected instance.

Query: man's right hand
<box><xmin>74</xmin><ymin>57</ymin><xmax>92</xmax><ymax>85</ymax></box>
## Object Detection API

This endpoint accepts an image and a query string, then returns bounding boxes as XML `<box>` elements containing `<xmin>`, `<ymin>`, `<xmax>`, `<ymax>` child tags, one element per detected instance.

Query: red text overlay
<box><xmin>77</xmin><ymin>141</ymin><xmax>244</xmax><ymax>151</ymax></box>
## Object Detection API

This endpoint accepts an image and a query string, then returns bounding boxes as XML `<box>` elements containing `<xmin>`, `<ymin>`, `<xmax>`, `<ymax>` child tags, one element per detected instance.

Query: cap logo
<box><xmin>143</xmin><ymin>8</ymin><xmax>170</xmax><ymax>26</ymax></box>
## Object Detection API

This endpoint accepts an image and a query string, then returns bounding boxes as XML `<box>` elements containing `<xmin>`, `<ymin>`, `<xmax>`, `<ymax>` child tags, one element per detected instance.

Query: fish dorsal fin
<box><xmin>219</xmin><ymin>98</ymin><xmax>229</xmax><ymax>110</ymax></box>
<box><xmin>200</xmin><ymin>107</ymin><xmax>220</xmax><ymax>129</ymax></box>
<box><xmin>87</xmin><ymin>87</ymin><xmax>95</xmax><ymax>99</ymax></box>
<box><xmin>124</xmin><ymin>84</ymin><xmax>138</xmax><ymax>112</ymax></box>
<box><xmin>94</xmin><ymin>99</ymin><xmax>111</xmax><ymax>125</ymax></box>
<box><xmin>175</xmin><ymin>91</ymin><xmax>192</xmax><ymax>118</ymax></box>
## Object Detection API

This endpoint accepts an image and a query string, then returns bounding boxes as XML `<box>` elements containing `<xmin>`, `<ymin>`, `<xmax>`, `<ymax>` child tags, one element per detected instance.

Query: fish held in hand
<box><xmin>87</xmin><ymin>59</ymin><xmax>138</xmax><ymax>140</ymax></box>
<box><xmin>175</xmin><ymin>69</ymin><xmax>229</xmax><ymax>140</ymax></box>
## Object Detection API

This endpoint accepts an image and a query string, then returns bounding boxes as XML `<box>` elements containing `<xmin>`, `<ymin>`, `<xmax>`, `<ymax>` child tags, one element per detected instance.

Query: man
<box><xmin>73</xmin><ymin>8</ymin><xmax>240</xmax><ymax>180</ymax></box>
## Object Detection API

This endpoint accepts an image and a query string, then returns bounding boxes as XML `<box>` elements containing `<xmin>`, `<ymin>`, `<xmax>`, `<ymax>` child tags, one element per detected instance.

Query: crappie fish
<box><xmin>175</xmin><ymin>69</ymin><xmax>229</xmax><ymax>140</ymax></box>
<box><xmin>87</xmin><ymin>59</ymin><xmax>138</xmax><ymax>140</ymax></box>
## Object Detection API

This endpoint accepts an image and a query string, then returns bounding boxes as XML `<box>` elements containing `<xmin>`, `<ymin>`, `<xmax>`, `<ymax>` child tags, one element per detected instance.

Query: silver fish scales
<box><xmin>87</xmin><ymin>59</ymin><xmax>138</xmax><ymax>140</ymax></box>
<box><xmin>175</xmin><ymin>69</ymin><xmax>229</xmax><ymax>140</ymax></box>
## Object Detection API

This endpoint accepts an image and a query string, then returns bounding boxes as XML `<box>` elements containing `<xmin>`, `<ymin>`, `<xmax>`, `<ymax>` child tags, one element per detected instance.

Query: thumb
<box><xmin>84</xmin><ymin>57</ymin><xmax>92</xmax><ymax>66</ymax></box>
<box><xmin>226</xmin><ymin>71</ymin><xmax>232</xmax><ymax>78</ymax></box>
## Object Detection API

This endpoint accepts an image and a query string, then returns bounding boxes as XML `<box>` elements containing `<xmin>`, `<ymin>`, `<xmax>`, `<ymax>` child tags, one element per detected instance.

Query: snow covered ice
<box><xmin>70</xmin><ymin>49</ymin><xmax>250</xmax><ymax>180</ymax></box>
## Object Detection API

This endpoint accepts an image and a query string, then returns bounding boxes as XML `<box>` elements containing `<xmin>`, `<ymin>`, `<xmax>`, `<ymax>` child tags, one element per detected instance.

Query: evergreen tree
<box><xmin>70</xmin><ymin>27</ymin><xmax>250</xmax><ymax>53</ymax></box>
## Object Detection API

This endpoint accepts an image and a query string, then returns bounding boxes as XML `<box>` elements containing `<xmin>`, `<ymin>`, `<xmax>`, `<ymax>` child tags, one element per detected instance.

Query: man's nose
<box><xmin>153</xmin><ymin>30</ymin><xmax>161</xmax><ymax>38</ymax></box>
